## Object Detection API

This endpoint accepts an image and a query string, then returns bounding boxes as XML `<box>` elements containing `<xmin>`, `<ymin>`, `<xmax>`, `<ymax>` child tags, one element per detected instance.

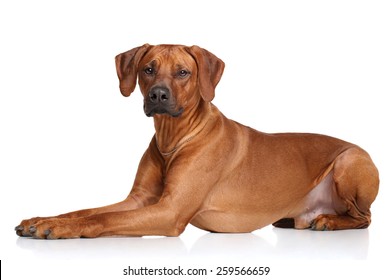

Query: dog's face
<box><xmin>138</xmin><ymin>45</ymin><xmax>198</xmax><ymax>117</ymax></box>
<box><xmin>115</xmin><ymin>44</ymin><xmax>225</xmax><ymax>118</ymax></box>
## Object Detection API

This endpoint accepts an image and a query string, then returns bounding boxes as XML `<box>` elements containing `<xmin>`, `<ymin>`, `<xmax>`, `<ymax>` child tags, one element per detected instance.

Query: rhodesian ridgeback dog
<box><xmin>15</xmin><ymin>44</ymin><xmax>379</xmax><ymax>239</ymax></box>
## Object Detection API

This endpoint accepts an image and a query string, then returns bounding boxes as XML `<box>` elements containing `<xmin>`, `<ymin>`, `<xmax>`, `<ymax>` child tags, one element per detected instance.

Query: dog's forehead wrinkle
<box><xmin>146</xmin><ymin>45</ymin><xmax>193</xmax><ymax>64</ymax></box>
<box><xmin>175</xmin><ymin>63</ymin><xmax>186</xmax><ymax>70</ymax></box>
<box><xmin>145</xmin><ymin>59</ymin><xmax>157</xmax><ymax>68</ymax></box>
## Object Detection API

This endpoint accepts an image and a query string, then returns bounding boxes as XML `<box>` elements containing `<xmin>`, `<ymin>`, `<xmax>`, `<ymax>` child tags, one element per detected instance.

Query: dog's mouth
<box><xmin>144</xmin><ymin>105</ymin><xmax>184</xmax><ymax>118</ymax></box>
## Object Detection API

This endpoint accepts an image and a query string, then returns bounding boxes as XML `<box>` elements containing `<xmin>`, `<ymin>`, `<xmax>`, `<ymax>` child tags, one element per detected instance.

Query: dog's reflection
<box><xmin>17</xmin><ymin>226</ymin><xmax>368</xmax><ymax>260</ymax></box>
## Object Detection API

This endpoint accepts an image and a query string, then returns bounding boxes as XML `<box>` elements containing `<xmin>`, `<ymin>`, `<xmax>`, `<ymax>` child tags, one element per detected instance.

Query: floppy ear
<box><xmin>115</xmin><ymin>44</ymin><xmax>151</xmax><ymax>97</ymax></box>
<box><xmin>186</xmin><ymin>45</ymin><xmax>225</xmax><ymax>102</ymax></box>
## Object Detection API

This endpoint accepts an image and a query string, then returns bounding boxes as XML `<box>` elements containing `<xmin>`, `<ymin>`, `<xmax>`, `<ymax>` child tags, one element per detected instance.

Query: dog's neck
<box><xmin>153</xmin><ymin>101</ymin><xmax>212</xmax><ymax>156</ymax></box>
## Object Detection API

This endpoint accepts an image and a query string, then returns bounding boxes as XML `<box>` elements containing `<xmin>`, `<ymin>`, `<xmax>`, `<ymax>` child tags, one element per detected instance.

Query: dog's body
<box><xmin>16</xmin><ymin>44</ymin><xmax>379</xmax><ymax>239</ymax></box>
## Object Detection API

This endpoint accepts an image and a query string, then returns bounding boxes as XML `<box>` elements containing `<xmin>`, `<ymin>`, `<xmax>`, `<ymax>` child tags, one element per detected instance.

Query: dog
<box><xmin>15</xmin><ymin>44</ymin><xmax>379</xmax><ymax>239</ymax></box>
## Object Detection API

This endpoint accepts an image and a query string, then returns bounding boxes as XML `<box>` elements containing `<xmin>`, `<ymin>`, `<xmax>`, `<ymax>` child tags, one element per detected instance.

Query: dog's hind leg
<box><xmin>310</xmin><ymin>147</ymin><xmax>379</xmax><ymax>230</ymax></box>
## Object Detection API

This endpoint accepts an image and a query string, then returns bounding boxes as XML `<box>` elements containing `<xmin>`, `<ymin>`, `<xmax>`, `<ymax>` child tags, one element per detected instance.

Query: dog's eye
<box><xmin>144</xmin><ymin>67</ymin><xmax>154</xmax><ymax>75</ymax></box>
<box><xmin>178</xmin><ymin>69</ymin><xmax>189</xmax><ymax>77</ymax></box>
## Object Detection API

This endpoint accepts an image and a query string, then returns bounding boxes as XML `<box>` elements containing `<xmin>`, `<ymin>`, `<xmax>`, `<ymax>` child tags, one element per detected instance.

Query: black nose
<box><xmin>149</xmin><ymin>87</ymin><xmax>170</xmax><ymax>104</ymax></box>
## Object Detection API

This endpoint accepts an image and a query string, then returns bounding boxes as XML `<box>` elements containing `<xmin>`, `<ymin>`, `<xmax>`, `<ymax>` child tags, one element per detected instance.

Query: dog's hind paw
<box><xmin>310</xmin><ymin>214</ymin><xmax>336</xmax><ymax>231</ymax></box>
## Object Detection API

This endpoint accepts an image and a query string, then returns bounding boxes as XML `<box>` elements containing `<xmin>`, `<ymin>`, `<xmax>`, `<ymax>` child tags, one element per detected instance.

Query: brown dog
<box><xmin>15</xmin><ymin>44</ymin><xmax>379</xmax><ymax>239</ymax></box>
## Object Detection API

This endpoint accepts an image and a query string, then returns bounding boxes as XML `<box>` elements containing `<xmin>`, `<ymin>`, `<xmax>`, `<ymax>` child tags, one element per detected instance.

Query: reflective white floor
<box><xmin>4</xmin><ymin>222</ymin><xmax>388</xmax><ymax>279</ymax></box>
<box><xmin>13</xmin><ymin>226</ymin><xmax>372</xmax><ymax>261</ymax></box>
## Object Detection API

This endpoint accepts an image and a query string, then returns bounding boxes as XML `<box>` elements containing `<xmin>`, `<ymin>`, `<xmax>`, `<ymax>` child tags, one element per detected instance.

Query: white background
<box><xmin>1</xmin><ymin>0</ymin><xmax>391</xmax><ymax>279</ymax></box>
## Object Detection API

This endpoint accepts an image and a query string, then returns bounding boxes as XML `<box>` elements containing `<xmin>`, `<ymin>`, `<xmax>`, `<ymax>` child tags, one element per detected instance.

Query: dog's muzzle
<box><xmin>144</xmin><ymin>86</ymin><xmax>184</xmax><ymax>117</ymax></box>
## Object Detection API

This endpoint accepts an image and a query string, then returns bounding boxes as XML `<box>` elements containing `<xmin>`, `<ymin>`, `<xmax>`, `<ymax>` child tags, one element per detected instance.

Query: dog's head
<box><xmin>115</xmin><ymin>44</ymin><xmax>225</xmax><ymax>117</ymax></box>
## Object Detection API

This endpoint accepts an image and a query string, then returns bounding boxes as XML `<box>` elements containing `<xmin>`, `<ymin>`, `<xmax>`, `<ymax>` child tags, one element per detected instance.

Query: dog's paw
<box><xmin>15</xmin><ymin>217</ymin><xmax>81</xmax><ymax>239</ymax></box>
<box><xmin>15</xmin><ymin>217</ymin><xmax>47</xmax><ymax>237</ymax></box>
<box><xmin>27</xmin><ymin>218</ymin><xmax>87</xmax><ymax>239</ymax></box>
<box><xmin>17</xmin><ymin>217</ymin><xmax>103</xmax><ymax>239</ymax></box>
<box><xmin>310</xmin><ymin>214</ymin><xmax>336</xmax><ymax>231</ymax></box>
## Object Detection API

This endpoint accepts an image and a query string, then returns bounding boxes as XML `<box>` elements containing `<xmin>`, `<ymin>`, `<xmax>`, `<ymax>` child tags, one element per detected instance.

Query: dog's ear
<box><xmin>186</xmin><ymin>46</ymin><xmax>225</xmax><ymax>102</ymax></box>
<box><xmin>115</xmin><ymin>44</ymin><xmax>151</xmax><ymax>97</ymax></box>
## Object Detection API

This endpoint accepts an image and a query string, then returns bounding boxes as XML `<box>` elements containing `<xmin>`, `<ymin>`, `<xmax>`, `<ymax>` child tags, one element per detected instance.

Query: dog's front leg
<box><xmin>27</xmin><ymin>201</ymin><xmax>186</xmax><ymax>239</ymax></box>
<box><xmin>28</xmin><ymin>161</ymin><xmax>215</xmax><ymax>239</ymax></box>
<box><xmin>15</xmin><ymin>197</ymin><xmax>143</xmax><ymax>237</ymax></box>
<box><xmin>15</xmin><ymin>142</ymin><xmax>165</xmax><ymax>237</ymax></box>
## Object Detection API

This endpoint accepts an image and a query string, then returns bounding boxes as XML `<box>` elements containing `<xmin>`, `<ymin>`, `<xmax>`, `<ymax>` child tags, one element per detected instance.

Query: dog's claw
<box><xmin>15</xmin><ymin>225</ymin><xmax>24</xmax><ymax>231</ymax></box>
<box><xmin>15</xmin><ymin>225</ymin><xmax>25</xmax><ymax>236</ymax></box>
<box><xmin>44</xmin><ymin>229</ymin><xmax>51</xmax><ymax>236</ymax></box>
<box><xmin>310</xmin><ymin>217</ymin><xmax>329</xmax><ymax>231</ymax></box>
